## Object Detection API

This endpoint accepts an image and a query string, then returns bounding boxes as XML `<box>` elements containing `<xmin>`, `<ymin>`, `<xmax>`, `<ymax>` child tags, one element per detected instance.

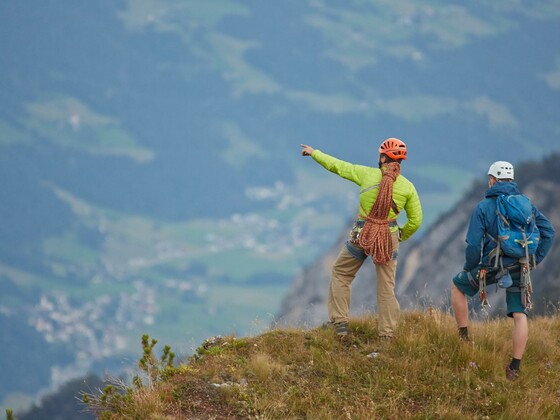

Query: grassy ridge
<box><xmin>85</xmin><ymin>310</ymin><xmax>560</xmax><ymax>419</ymax></box>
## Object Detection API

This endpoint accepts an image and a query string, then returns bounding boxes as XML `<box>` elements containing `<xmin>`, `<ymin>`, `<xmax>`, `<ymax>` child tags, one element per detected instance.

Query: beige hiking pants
<box><xmin>327</xmin><ymin>231</ymin><xmax>400</xmax><ymax>337</ymax></box>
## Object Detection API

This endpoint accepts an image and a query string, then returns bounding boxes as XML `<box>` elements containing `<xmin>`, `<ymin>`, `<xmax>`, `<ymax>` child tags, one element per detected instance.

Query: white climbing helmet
<box><xmin>488</xmin><ymin>161</ymin><xmax>514</xmax><ymax>180</ymax></box>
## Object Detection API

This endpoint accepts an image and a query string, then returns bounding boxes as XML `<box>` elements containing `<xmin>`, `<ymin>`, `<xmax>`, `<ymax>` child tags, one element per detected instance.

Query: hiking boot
<box><xmin>458</xmin><ymin>327</ymin><xmax>470</xmax><ymax>342</ymax></box>
<box><xmin>505</xmin><ymin>364</ymin><xmax>520</xmax><ymax>381</ymax></box>
<box><xmin>334</xmin><ymin>322</ymin><xmax>348</xmax><ymax>337</ymax></box>
<box><xmin>320</xmin><ymin>321</ymin><xmax>334</xmax><ymax>330</ymax></box>
<box><xmin>378</xmin><ymin>335</ymin><xmax>393</xmax><ymax>342</ymax></box>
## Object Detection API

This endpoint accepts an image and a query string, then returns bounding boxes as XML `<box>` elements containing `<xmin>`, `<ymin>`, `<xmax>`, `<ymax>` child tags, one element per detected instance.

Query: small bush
<box><xmin>82</xmin><ymin>334</ymin><xmax>179</xmax><ymax>419</ymax></box>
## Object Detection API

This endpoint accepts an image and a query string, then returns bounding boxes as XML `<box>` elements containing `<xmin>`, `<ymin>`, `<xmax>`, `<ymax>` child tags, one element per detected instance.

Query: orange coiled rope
<box><xmin>359</xmin><ymin>162</ymin><xmax>401</xmax><ymax>264</ymax></box>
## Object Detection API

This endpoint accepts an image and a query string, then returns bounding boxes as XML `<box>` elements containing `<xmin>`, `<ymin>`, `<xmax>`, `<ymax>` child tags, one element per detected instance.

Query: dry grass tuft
<box><xmin>86</xmin><ymin>310</ymin><xmax>560</xmax><ymax>419</ymax></box>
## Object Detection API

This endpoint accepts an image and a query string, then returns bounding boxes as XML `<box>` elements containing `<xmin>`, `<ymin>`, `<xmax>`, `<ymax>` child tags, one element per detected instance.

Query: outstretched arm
<box><xmin>299</xmin><ymin>145</ymin><xmax>368</xmax><ymax>185</ymax></box>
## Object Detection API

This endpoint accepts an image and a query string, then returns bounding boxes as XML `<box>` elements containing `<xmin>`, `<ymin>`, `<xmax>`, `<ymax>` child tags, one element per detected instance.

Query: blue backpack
<box><xmin>494</xmin><ymin>194</ymin><xmax>540</xmax><ymax>259</ymax></box>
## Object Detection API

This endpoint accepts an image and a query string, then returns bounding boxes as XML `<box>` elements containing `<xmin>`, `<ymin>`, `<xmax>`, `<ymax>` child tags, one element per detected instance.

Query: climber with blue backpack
<box><xmin>451</xmin><ymin>161</ymin><xmax>555</xmax><ymax>381</ymax></box>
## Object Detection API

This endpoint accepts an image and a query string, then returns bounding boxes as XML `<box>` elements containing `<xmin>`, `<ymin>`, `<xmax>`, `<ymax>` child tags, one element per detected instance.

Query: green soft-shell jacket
<box><xmin>312</xmin><ymin>150</ymin><xmax>423</xmax><ymax>241</ymax></box>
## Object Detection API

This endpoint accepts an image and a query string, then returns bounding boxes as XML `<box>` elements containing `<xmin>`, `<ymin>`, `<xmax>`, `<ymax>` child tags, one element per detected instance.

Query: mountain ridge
<box><xmin>69</xmin><ymin>311</ymin><xmax>560</xmax><ymax>418</ymax></box>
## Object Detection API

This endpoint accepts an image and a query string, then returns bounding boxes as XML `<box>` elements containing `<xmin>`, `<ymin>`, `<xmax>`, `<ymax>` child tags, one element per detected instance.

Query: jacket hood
<box><xmin>484</xmin><ymin>181</ymin><xmax>520</xmax><ymax>198</ymax></box>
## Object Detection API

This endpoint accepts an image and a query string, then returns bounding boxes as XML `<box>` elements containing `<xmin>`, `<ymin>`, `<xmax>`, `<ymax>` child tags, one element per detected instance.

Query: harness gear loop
<box><xmin>520</xmin><ymin>231</ymin><xmax>533</xmax><ymax>310</ymax></box>
<box><xmin>520</xmin><ymin>263</ymin><xmax>532</xmax><ymax>310</ymax></box>
<box><xmin>478</xmin><ymin>268</ymin><xmax>490</xmax><ymax>308</ymax></box>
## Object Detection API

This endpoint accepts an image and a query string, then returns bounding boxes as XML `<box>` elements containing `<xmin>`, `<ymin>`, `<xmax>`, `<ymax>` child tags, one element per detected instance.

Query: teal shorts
<box><xmin>452</xmin><ymin>267</ymin><xmax>527</xmax><ymax>318</ymax></box>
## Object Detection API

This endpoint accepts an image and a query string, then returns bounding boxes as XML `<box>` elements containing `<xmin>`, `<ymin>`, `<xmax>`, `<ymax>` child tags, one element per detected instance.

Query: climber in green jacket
<box><xmin>300</xmin><ymin>139</ymin><xmax>422</xmax><ymax>339</ymax></box>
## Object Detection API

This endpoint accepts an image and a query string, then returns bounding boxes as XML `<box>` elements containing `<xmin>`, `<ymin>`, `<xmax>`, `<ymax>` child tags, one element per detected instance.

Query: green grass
<box><xmin>194</xmin><ymin>248</ymin><xmax>300</xmax><ymax>280</ymax></box>
<box><xmin>306</xmin><ymin>1</ymin><xmax>506</xmax><ymax>72</ymax></box>
<box><xmin>118</xmin><ymin>0</ymin><xmax>249</xmax><ymax>31</ymax></box>
<box><xmin>43</xmin><ymin>232</ymin><xmax>98</xmax><ymax>265</ymax></box>
<box><xmin>23</xmin><ymin>96</ymin><xmax>153</xmax><ymax>162</ymax></box>
<box><xmin>0</xmin><ymin>264</ymin><xmax>40</xmax><ymax>286</ymax></box>
<box><xmin>286</xmin><ymin>90</ymin><xmax>366</xmax><ymax>114</ymax></box>
<box><xmin>220</xmin><ymin>122</ymin><xmax>270</xmax><ymax>169</ymax></box>
<box><xmin>85</xmin><ymin>310</ymin><xmax>560</xmax><ymax>419</ymax></box>
<box><xmin>118</xmin><ymin>0</ymin><xmax>264</xmax><ymax>97</ymax></box>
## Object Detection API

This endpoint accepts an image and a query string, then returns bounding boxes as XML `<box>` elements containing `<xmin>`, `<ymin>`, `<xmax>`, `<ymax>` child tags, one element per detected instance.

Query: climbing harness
<box><xmin>349</xmin><ymin>219</ymin><xmax>398</xmax><ymax>244</ymax></box>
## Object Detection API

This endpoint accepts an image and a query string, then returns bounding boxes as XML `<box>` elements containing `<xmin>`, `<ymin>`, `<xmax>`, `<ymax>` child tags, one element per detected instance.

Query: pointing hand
<box><xmin>300</xmin><ymin>144</ymin><xmax>314</xmax><ymax>157</ymax></box>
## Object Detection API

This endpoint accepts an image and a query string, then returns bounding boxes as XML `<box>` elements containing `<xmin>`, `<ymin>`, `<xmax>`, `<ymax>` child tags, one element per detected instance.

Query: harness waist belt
<box><xmin>356</xmin><ymin>219</ymin><xmax>398</xmax><ymax>228</ymax></box>
<box><xmin>485</xmin><ymin>264</ymin><xmax>522</xmax><ymax>274</ymax></box>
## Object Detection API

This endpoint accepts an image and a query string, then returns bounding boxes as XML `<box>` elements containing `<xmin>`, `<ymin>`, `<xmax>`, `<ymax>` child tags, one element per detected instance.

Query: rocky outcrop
<box><xmin>277</xmin><ymin>155</ymin><xmax>560</xmax><ymax>326</ymax></box>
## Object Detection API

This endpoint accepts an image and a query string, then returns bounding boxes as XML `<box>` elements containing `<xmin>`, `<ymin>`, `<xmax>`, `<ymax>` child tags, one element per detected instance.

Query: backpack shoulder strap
<box><xmin>486</xmin><ymin>233</ymin><xmax>502</xmax><ymax>269</ymax></box>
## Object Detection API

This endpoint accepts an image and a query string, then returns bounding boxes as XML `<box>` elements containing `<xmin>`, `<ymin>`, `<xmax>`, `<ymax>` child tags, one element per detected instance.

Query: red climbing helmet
<box><xmin>378</xmin><ymin>138</ymin><xmax>407</xmax><ymax>160</ymax></box>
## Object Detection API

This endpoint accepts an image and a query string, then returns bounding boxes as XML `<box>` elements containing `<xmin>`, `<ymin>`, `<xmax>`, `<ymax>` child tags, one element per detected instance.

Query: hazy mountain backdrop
<box><xmin>2</xmin><ymin>0</ymin><xmax>560</xmax><ymax>413</ymax></box>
